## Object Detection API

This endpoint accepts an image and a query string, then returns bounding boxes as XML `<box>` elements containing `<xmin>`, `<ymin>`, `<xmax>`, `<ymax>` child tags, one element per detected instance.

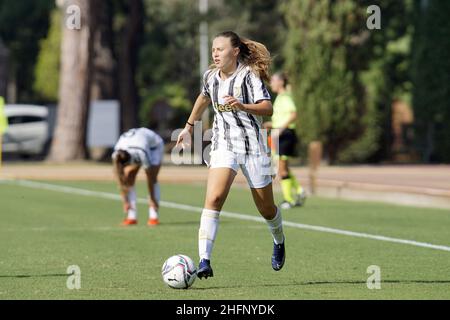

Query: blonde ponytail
<box><xmin>239</xmin><ymin>38</ymin><xmax>272</xmax><ymax>83</ymax></box>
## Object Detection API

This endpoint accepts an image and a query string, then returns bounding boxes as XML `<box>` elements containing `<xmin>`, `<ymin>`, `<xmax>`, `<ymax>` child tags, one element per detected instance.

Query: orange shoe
<box><xmin>121</xmin><ymin>218</ymin><xmax>137</xmax><ymax>226</ymax></box>
<box><xmin>147</xmin><ymin>218</ymin><xmax>159</xmax><ymax>226</ymax></box>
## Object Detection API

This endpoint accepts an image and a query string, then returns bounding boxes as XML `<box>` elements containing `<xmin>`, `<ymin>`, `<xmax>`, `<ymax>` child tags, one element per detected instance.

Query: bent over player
<box><xmin>112</xmin><ymin>127</ymin><xmax>164</xmax><ymax>226</ymax></box>
<box><xmin>177</xmin><ymin>31</ymin><xmax>286</xmax><ymax>279</ymax></box>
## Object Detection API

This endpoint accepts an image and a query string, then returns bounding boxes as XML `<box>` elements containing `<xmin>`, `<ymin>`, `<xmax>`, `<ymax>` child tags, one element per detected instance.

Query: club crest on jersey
<box><xmin>233</xmin><ymin>86</ymin><xmax>242</xmax><ymax>98</ymax></box>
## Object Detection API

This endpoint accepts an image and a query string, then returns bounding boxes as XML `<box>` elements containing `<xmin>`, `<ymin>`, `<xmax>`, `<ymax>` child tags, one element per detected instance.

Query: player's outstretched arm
<box><xmin>176</xmin><ymin>94</ymin><xmax>211</xmax><ymax>148</ymax></box>
<box><xmin>113</xmin><ymin>158</ymin><xmax>130</xmax><ymax>209</ymax></box>
<box><xmin>188</xmin><ymin>93</ymin><xmax>211</xmax><ymax>124</ymax></box>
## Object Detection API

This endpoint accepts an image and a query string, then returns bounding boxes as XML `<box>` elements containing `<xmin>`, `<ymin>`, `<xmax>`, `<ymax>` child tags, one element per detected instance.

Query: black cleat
<box><xmin>197</xmin><ymin>259</ymin><xmax>214</xmax><ymax>279</ymax></box>
<box><xmin>271</xmin><ymin>240</ymin><xmax>285</xmax><ymax>271</ymax></box>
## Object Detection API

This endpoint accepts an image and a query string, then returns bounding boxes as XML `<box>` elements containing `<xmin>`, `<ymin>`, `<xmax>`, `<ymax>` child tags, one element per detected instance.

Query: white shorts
<box><xmin>208</xmin><ymin>149</ymin><xmax>273</xmax><ymax>189</ymax></box>
<box><xmin>148</xmin><ymin>142</ymin><xmax>164</xmax><ymax>167</ymax></box>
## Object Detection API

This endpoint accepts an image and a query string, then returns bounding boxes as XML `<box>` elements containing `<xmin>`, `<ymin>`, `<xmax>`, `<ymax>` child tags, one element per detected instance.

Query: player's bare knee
<box><xmin>257</xmin><ymin>203</ymin><xmax>277</xmax><ymax>219</ymax></box>
<box><xmin>206</xmin><ymin>194</ymin><xmax>226</xmax><ymax>210</ymax></box>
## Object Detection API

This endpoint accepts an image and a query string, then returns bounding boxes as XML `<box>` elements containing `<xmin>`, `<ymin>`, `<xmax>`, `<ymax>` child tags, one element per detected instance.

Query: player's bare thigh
<box><xmin>204</xmin><ymin>168</ymin><xmax>236</xmax><ymax>211</ymax></box>
<box><xmin>146</xmin><ymin>165</ymin><xmax>161</xmax><ymax>184</ymax></box>
<box><xmin>278</xmin><ymin>158</ymin><xmax>289</xmax><ymax>178</ymax></box>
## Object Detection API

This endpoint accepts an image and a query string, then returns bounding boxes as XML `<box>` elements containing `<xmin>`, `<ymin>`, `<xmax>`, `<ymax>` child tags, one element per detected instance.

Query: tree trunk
<box><xmin>0</xmin><ymin>39</ymin><xmax>8</xmax><ymax>98</ymax></box>
<box><xmin>48</xmin><ymin>0</ymin><xmax>98</xmax><ymax>161</ymax></box>
<box><xmin>118</xmin><ymin>0</ymin><xmax>143</xmax><ymax>131</ymax></box>
<box><xmin>91</xmin><ymin>1</ymin><xmax>116</xmax><ymax>100</ymax></box>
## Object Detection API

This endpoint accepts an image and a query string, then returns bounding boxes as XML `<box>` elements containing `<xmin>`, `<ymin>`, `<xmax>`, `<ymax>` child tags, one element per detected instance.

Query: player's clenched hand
<box><xmin>176</xmin><ymin>127</ymin><xmax>193</xmax><ymax>149</ymax></box>
<box><xmin>223</xmin><ymin>95</ymin><xmax>245</xmax><ymax>111</ymax></box>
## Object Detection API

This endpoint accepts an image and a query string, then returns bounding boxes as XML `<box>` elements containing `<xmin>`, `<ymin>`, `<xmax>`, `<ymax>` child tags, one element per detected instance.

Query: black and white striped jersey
<box><xmin>201</xmin><ymin>63</ymin><xmax>271</xmax><ymax>155</ymax></box>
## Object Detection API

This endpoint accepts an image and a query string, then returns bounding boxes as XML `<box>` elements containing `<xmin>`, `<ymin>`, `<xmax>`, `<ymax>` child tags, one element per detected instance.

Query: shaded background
<box><xmin>0</xmin><ymin>0</ymin><xmax>449</xmax><ymax>164</ymax></box>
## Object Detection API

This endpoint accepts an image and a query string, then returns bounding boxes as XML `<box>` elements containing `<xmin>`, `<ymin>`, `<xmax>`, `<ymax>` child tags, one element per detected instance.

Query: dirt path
<box><xmin>2</xmin><ymin>162</ymin><xmax>449</xmax><ymax>195</ymax></box>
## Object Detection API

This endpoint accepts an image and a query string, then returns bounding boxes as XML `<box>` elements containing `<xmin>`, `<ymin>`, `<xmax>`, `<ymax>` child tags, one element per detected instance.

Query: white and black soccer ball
<box><xmin>161</xmin><ymin>255</ymin><xmax>197</xmax><ymax>289</ymax></box>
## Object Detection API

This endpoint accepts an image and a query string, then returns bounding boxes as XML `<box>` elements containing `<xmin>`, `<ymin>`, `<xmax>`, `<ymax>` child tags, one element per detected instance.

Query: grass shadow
<box><xmin>0</xmin><ymin>273</ymin><xmax>68</xmax><ymax>279</ymax></box>
<box><xmin>192</xmin><ymin>279</ymin><xmax>450</xmax><ymax>290</ymax></box>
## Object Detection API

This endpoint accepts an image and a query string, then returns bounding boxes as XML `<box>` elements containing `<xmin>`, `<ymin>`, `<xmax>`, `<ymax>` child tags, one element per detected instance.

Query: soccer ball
<box><xmin>161</xmin><ymin>254</ymin><xmax>197</xmax><ymax>289</ymax></box>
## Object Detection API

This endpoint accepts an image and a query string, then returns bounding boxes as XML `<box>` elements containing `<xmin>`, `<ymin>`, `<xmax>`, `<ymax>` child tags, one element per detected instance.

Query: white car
<box><xmin>2</xmin><ymin>104</ymin><xmax>51</xmax><ymax>157</ymax></box>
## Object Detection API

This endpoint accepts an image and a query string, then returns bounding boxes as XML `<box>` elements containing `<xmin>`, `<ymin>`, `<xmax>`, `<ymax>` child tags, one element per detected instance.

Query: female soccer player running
<box><xmin>265</xmin><ymin>72</ymin><xmax>306</xmax><ymax>209</ymax></box>
<box><xmin>176</xmin><ymin>31</ymin><xmax>286</xmax><ymax>279</ymax></box>
<box><xmin>112</xmin><ymin>127</ymin><xmax>164</xmax><ymax>226</ymax></box>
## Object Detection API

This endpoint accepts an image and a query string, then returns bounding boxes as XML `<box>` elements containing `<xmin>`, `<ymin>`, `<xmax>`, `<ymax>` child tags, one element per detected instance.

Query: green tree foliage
<box><xmin>34</xmin><ymin>9</ymin><xmax>61</xmax><ymax>102</ymax></box>
<box><xmin>137</xmin><ymin>0</ymin><xmax>286</xmax><ymax>128</ymax></box>
<box><xmin>283</xmin><ymin>0</ymin><xmax>381</xmax><ymax>163</ymax></box>
<box><xmin>283</xmin><ymin>0</ymin><xmax>415</xmax><ymax>163</ymax></box>
<box><xmin>360</xmin><ymin>1</ymin><xmax>414</xmax><ymax>161</ymax></box>
<box><xmin>0</xmin><ymin>0</ymin><xmax>54</xmax><ymax>102</ymax></box>
<box><xmin>411</xmin><ymin>0</ymin><xmax>450</xmax><ymax>162</ymax></box>
<box><xmin>7</xmin><ymin>0</ymin><xmax>449</xmax><ymax>165</ymax></box>
<box><xmin>208</xmin><ymin>0</ymin><xmax>286</xmax><ymax>69</ymax></box>
<box><xmin>137</xmin><ymin>0</ymin><xmax>200</xmax><ymax>126</ymax></box>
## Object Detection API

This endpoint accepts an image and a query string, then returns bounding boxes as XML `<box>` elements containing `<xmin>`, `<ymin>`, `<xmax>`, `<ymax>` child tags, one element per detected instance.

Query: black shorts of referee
<box><xmin>277</xmin><ymin>128</ymin><xmax>298</xmax><ymax>158</ymax></box>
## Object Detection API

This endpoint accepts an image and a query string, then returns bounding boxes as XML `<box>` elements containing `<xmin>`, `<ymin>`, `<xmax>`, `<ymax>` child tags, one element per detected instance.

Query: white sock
<box><xmin>127</xmin><ymin>187</ymin><xmax>137</xmax><ymax>220</ymax></box>
<box><xmin>198</xmin><ymin>209</ymin><xmax>220</xmax><ymax>260</ymax></box>
<box><xmin>149</xmin><ymin>207</ymin><xmax>159</xmax><ymax>220</ymax></box>
<box><xmin>265</xmin><ymin>208</ymin><xmax>284</xmax><ymax>245</ymax></box>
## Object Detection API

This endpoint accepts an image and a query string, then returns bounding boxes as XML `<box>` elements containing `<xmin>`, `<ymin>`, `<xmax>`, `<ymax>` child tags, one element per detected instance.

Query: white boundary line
<box><xmin>3</xmin><ymin>179</ymin><xmax>450</xmax><ymax>253</ymax></box>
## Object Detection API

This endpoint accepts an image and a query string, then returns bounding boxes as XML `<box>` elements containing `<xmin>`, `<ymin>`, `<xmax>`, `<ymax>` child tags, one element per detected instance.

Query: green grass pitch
<box><xmin>0</xmin><ymin>180</ymin><xmax>449</xmax><ymax>299</ymax></box>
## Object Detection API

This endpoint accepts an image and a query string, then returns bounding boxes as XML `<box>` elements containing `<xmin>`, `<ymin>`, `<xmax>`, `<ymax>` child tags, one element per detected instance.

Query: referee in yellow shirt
<box><xmin>265</xmin><ymin>73</ymin><xmax>306</xmax><ymax>209</ymax></box>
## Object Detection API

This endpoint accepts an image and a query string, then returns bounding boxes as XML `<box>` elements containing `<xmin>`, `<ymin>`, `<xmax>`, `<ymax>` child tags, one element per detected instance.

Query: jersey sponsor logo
<box><xmin>215</xmin><ymin>103</ymin><xmax>235</xmax><ymax>113</ymax></box>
